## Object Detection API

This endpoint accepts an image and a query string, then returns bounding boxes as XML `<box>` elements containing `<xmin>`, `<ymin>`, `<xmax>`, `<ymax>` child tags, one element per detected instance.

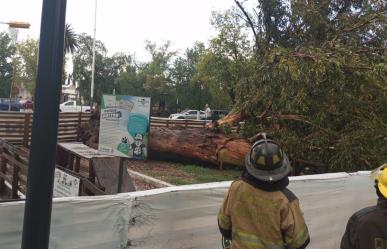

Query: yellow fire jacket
<box><xmin>218</xmin><ymin>180</ymin><xmax>310</xmax><ymax>249</ymax></box>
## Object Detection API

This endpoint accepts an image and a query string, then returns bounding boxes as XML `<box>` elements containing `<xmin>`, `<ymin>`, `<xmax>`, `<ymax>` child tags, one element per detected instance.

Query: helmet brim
<box><xmin>378</xmin><ymin>180</ymin><xmax>387</xmax><ymax>198</ymax></box>
<box><xmin>245</xmin><ymin>153</ymin><xmax>292</xmax><ymax>182</ymax></box>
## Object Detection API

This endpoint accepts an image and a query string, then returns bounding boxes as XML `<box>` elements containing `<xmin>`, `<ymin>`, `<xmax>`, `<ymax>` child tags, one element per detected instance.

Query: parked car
<box><xmin>59</xmin><ymin>100</ymin><xmax>91</xmax><ymax>112</ymax></box>
<box><xmin>169</xmin><ymin>110</ymin><xmax>206</xmax><ymax>120</ymax></box>
<box><xmin>0</xmin><ymin>99</ymin><xmax>21</xmax><ymax>112</ymax></box>
<box><xmin>210</xmin><ymin>110</ymin><xmax>229</xmax><ymax>121</ymax></box>
<box><xmin>19</xmin><ymin>99</ymin><xmax>34</xmax><ymax>110</ymax></box>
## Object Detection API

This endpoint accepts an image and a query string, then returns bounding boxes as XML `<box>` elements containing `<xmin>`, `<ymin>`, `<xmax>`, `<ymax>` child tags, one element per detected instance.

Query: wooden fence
<box><xmin>0</xmin><ymin>111</ymin><xmax>91</xmax><ymax>146</ymax></box>
<box><xmin>0</xmin><ymin>112</ymin><xmax>222</xmax><ymax>148</ymax></box>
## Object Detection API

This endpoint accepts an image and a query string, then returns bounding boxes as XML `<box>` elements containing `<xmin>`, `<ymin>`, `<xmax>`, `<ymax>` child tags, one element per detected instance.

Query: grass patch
<box><xmin>181</xmin><ymin>165</ymin><xmax>240</xmax><ymax>181</ymax></box>
<box><xmin>127</xmin><ymin>161</ymin><xmax>242</xmax><ymax>186</ymax></box>
<box><xmin>167</xmin><ymin>164</ymin><xmax>242</xmax><ymax>185</ymax></box>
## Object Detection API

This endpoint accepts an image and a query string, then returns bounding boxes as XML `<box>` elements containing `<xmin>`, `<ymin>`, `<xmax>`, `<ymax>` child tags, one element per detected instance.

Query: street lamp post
<box><xmin>90</xmin><ymin>0</ymin><xmax>98</xmax><ymax>108</ymax></box>
<box><xmin>0</xmin><ymin>21</ymin><xmax>30</xmax><ymax>111</ymax></box>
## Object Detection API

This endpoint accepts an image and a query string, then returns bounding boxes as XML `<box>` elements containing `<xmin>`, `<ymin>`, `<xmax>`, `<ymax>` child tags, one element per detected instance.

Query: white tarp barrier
<box><xmin>124</xmin><ymin>172</ymin><xmax>376</xmax><ymax>249</ymax></box>
<box><xmin>0</xmin><ymin>172</ymin><xmax>377</xmax><ymax>249</ymax></box>
<box><xmin>0</xmin><ymin>196</ymin><xmax>131</xmax><ymax>249</ymax></box>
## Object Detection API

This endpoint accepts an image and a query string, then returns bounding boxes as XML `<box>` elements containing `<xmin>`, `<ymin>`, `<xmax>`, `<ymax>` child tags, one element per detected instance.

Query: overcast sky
<box><xmin>0</xmin><ymin>0</ymin><xmax>235</xmax><ymax>61</ymax></box>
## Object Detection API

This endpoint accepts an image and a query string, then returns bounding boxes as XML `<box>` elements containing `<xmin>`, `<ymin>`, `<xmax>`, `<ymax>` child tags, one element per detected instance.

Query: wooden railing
<box><xmin>0</xmin><ymin>112</ymin><xmax>91</xmax><ymax>146</ymax></box>
<box><xmin>0</xmin><ymin>140</ymin><xmax>106</xmax><ymax>200</ymax></box>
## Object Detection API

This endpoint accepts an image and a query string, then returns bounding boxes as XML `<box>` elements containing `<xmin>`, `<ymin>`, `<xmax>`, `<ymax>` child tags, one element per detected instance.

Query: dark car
<box><xmin>211</xmin><ymin>110</ymin><xmax>229</xmax><ymax>121</ymax></box>
<box><xmin>22</xmin><ymin>100</ymin><xmax>34</xmax><ymax>109</ymax></box>
<box><xmin>0</xmin><ymin>99</ymin><xmax>21</xmax><ymax>112</ymax></box>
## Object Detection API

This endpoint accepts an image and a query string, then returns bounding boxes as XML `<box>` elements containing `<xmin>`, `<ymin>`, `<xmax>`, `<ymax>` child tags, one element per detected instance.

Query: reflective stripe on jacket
<box><xmin>218</xmin><ymin>180</ymin><xmax>310</xmax><ymax>249</ymax></box>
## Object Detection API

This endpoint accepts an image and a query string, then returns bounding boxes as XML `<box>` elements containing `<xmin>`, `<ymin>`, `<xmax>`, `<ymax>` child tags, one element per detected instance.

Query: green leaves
<box><xmin>218</xmin><ymin>0</ymin><xmax>387</xmax><ymax>171</ymax></box>
<box><xmin>0</xmin><ymin>32</ymin><xmax>15</xmax><ymax>98</ymax></box>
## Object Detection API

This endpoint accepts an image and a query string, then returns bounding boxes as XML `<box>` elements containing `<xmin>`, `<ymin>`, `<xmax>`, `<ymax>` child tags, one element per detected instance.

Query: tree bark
<box><xmin>149</xmin><ymin>127</ymin><xmax>250</xmax><ymax>168</ymax></box>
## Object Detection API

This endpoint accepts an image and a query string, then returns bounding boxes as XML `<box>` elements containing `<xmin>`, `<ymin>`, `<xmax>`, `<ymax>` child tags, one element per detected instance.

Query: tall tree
<box><xmin>171</xmin><ymin>42</ymin><xmax>211</xmax><ymax>110</ymax></box>
<box><xmin>0</xmin><ymin>32</ymin><xmax>15</xmax><ymax>98</ymax></box>
<box><xmin>196</xmin><ymin>9</ymin><xmax>253</xmax><ymax>107</ymax></box>
<box><xmin>73</xmin><ymin>34</ymin><xmax>135</xmax><ymax>103</ymax></box>
<box><xmin>212</xmin><ymin>0</ymin><xmax>387</xmax><ymax>171</ymax></box>
<box><xmin>16</xmin><ymin>39</ymin><xmax>38</xmax><ymax>95</ymax></box>
<box><xmin>73</xmin><ymin>33</ymin><xmax>107</xmax><ymax>102</ymax></box>
<box><xmin>64</xmin><ymin>23</ymin><xmax>79</xmax><ymax>54</ymax></box>
<box><xmin>139</xmin><ymin>41</ymin><xmax>176</xmax><ymax>109</ymax></box>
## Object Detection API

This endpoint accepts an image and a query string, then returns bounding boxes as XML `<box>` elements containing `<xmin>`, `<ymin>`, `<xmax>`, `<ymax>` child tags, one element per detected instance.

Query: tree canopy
<box><xmin>0</xmin><ymin>33</ymin><xmax>15</xmax><ymax>98</ymax></box>
<box><xmin>228</xmin><ymin>0</ymin><xmax>387</xmax><ymax>171</ymax></box>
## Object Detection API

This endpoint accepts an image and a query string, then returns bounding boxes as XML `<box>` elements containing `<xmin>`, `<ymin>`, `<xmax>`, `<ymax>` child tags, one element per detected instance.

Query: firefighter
<box><xmin>341</xmin><ymin>164</ymin><xmax>387</xmax><ymax>249</ymax></box>
<box><xmin>218</xmin><ymin>133</ymin><xmax>310</xmax><ymax>249</ymax></box>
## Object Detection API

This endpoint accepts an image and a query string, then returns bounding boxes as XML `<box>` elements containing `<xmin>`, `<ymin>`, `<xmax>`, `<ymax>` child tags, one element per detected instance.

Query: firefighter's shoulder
<box><xmin>279</xmin><ymin>188</ymin><xmax>298</xmax><ymax>203</ymax></box>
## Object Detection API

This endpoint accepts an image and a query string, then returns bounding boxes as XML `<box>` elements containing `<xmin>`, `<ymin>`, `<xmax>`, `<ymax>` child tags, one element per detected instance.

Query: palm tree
<box><xmin>64</xmin><ymin>23</ymin><xmax>79</xmax><ymax>54</ymax></box>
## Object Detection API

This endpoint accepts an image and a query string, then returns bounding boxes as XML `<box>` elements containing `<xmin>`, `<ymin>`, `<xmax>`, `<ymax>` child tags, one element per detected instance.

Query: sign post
<box><xmin>98</xmin><ymin>94</ymin><xmax>151</xmax><ymax>192</ymax></box>
<box><xmin>117</xmin><ymin>158</ymin><xmax>125</xmax><ymax>193</ymax></box>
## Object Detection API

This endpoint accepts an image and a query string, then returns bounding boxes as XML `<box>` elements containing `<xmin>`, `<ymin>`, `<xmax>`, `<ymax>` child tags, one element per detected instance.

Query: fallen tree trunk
<box><xmin>149</xmin><ymin>127</ymin><xmax>251</xmax><ymax>168</ymax></box>
<box><xmin>79</xmin><ymin>113</ymin><xmax>251</xmax><ymax>168</ymax></box>
<box><xmin>79</xmin><ymin>115</ymin><xmax>326</xmax><ymax>172</ymax></box>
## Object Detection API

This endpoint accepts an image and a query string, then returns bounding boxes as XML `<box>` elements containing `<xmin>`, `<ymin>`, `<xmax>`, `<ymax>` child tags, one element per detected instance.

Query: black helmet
<box><xmin>245</xmin><ymin>133</ymin><xmax>291</xmax><ymax>182</ymax></box>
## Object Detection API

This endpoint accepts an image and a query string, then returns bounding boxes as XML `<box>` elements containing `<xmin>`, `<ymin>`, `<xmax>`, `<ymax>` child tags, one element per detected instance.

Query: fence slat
<box><xmin>0</xmin><ymin>156</ymin><xmax>7</xmax><ymax>195</ymax></box>
<box><xmin>11</xmin><ymin>165</ymin><xmax>19</xmax><ymax>199</ymax></box>
<box><xmin>23</xmin><ymin>114</ymin><xmax>31</xmax><ymax>147</ymax></box>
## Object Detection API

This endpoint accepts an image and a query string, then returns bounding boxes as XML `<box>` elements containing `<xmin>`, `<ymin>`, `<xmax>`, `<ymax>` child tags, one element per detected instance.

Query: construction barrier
<box><xmin>0</xmin><ymin>196</ymin><xmax>131</xmax><ymax>249</ymax></box>
<box><xmin>0</xmin><ymin>172</ymin><xmax>375</xmax><ymax>249</ymax></box>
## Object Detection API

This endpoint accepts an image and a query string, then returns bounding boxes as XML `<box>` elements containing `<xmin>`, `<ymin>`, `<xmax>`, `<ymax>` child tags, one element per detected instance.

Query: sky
<box><xmin>0</xmin><ymin>0</ymin><xmax>235</xmax><ymax>61</ymax></box>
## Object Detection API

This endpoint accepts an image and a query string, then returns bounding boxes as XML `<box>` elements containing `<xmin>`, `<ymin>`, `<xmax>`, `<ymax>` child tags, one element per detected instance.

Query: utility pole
<box><xmin>90</xmin><ymin>0</ymin><xmax>98</xmax><ymax>108</ymax></box>
<box><xmin>20</xmin><ymin>0</ymin><xmax>67</xmax><ymax>248</ymax></box>
<box><xmin>8</xmin><ymin>28</ymin><xmax>18</xmax><ymax>111</ymax></box>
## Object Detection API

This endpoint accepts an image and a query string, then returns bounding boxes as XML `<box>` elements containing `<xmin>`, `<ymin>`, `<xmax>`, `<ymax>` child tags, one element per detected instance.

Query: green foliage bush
<box><xmin>230</xmin><ymin>0</ymin><xmax>387</xmax><ymax>172</ymax></box>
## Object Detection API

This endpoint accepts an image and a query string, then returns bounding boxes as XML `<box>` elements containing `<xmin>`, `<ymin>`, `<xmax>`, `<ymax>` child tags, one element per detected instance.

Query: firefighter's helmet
<box><xmin>245</xmin><ymin>133</ymin><xmax>292</xmax><ymax>182</ymax></box>
<box><xmin>374</xmin><ymin>164</ymin><xmax>387</xmax><ymax>198</ymax></box>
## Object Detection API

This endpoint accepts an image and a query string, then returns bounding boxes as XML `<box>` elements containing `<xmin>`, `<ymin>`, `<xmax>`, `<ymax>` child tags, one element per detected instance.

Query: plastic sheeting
<box><xmin>124</xmin><ymin>172</ymin><xmax>376</xmax><ymax>249</ymax></box>
<box><xmin>0</xmin><ymin>196</ymin><xmax>131</xmax><ymax>249</ymax></box>
<box><xmin>0</xmin><ymin>172</ymin><xmax>377</xmax><ymax>249</ymax></box>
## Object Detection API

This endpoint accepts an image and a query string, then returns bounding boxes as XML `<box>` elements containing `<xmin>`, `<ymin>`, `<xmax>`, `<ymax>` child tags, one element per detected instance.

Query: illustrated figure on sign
<box><xmin>131</xmin><ymin>134</ymin><xmax>147</xmax><ymax>159</ymax></box>
<box><xmin>61</xmin><ymin>174</ymin><xmax>67</xmax><ymax>186</ymax></box>
<box><xmin>117</xmin><ymin>137</ymin><xmax>130</xmax><ymax>155</ymax></box>
<box><xmin>55</xmin><ymin>171</ymin><xmax>61</xmax><ymax>183</ymax></box>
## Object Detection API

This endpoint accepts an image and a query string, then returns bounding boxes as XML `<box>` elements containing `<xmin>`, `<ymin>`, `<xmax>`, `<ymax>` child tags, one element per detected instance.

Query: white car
<box><xmin>169</xmin><ymin>110</ymin><xmax>206</xmax><ymax>120</ymax></box>
<box><xmin>59</xmin><ymin>100</ymin><xmax>91</xmax><ymax>112</ymax></box>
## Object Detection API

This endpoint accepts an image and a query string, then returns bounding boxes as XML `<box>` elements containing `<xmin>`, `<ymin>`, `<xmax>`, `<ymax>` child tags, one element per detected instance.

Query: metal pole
<box><xmin>21</xmin><ymin>0</ymin><xmax>67</xmax><ymax>248</ymax></box>
<box><xmin>117</xmin><ymin>157</ymin><xmax>125</xmax><ymax>193</ymax></box>
<box><xmin>90</xmin><ymin>0</ymin><xmax>97</xmax><ymax>107</ymax></box>
<box><xmin>8</xmin><ymin>28</ymin><xmax>18</xmax><ymax>111</ymax></box>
